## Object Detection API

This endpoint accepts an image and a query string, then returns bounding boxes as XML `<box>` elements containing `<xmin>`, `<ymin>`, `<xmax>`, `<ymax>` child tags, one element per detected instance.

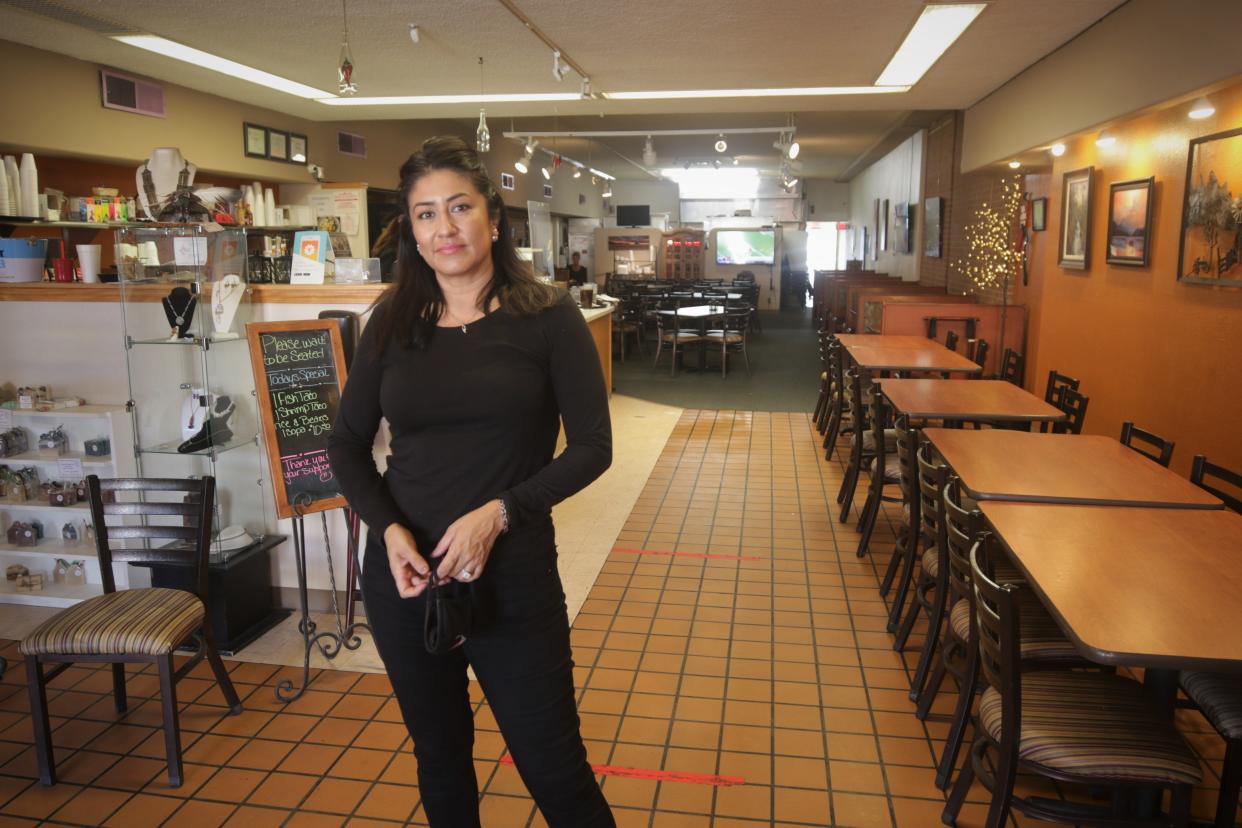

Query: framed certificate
<box><xmin>289</xmin><ymin>133</ymin><xmax>308</xmax><ymax>163</ymax></box>
<box><xmin>244</xmin><ymin>123</ymin><xmax>268</xmax><ymax>158</ymax></box>
<box><xmin>267</xmin><ymin>130</ymin><xmax>289</xmax><ymax>161</ymax></box>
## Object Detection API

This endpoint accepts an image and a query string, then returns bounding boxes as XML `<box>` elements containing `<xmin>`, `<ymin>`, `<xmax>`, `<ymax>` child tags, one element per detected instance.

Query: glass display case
<box><xmin>114</xmin><ymin>225</ymin><xmax>270</xmax><ymax>562</ymax></box>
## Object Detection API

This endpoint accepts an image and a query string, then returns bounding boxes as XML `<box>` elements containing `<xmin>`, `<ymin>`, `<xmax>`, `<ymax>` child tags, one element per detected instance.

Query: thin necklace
<box><xmin>442</xmin><ymin>305</ymin><xmax>483</xmax><ymax>333</ymax></box>
<box><xmin>166</xmin><ymin>292</ymin><xmax>194</xmax><ymax>326</ymax></box>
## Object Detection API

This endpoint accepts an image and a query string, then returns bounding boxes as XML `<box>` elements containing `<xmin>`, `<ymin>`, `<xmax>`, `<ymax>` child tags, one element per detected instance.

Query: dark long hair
<box><xmin>371</xmin><ymin>136</ymin><xmax>558</xmax><ymax>352</ymax></box>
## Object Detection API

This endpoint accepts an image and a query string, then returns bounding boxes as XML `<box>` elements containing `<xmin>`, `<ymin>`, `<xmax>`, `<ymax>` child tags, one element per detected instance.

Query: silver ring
<box><xmin>459</xmin><ymin>569</ymin><xmax>473</xmax><ymax>581</ymax></box>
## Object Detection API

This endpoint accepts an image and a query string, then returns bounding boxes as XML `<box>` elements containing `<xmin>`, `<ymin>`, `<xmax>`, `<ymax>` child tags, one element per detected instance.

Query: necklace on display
<box><xmin>213</xmin><ymin>280</ymin><xmax>238</xmax><ymax>324</ymax></box>
<box><xmin>167</xmin><ymin>292</ymin><xmax>194</xmax><ymax>327</ymax></box>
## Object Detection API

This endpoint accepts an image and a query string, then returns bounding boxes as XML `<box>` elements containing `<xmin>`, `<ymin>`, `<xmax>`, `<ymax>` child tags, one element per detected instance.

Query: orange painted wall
<box><xmin>1024</xmin><ymin>79</ymin><xmax>1242</xmax><ymax>476</ymax></box>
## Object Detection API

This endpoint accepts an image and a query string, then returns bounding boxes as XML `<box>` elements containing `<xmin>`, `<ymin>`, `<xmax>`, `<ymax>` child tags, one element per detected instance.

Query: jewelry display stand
<box><xmin>275</xmin><ymin>499</ymin><xmax>370</xmax><ymax>702</ymax></box>
<box><xmin>162</xmin><ymin>287</ymin><xmax>198</xmax><ymax>340</ymax></box>
<box><xmin>211</xmin><ymin>274</ymin><xmax>244</xmax><ymax>340</ymax></box>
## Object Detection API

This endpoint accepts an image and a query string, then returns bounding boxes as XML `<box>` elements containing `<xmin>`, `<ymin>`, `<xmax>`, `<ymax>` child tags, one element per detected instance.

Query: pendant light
<box><xmin>337</xmin><ymin>0</ymin><xmax>357</xmax><ymax>95</ymax></box>
<box><xmin>475</xmin><ymin>58</ymin><xmax>490</xmax><ymax>152</ymax></box>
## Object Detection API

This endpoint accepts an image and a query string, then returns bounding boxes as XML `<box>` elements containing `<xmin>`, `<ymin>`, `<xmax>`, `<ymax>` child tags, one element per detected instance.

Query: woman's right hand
<box><xmin>384</xmin><ymin>523</ymin><xmax>430</xmax><ymax>598</ymax></box>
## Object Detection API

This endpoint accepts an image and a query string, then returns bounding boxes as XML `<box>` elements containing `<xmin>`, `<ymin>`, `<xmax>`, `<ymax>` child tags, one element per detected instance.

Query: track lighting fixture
<box><xmin>573</xmin><ymin>167</ymin><xmax>581</xmax><ymax>178</ymax></box>
<box><xmin>602</xmin><ymin>184</ymin><xmax>612</xmax><ymax>198</ymax></box>
<box><xmin>408</xmin><ymin>23</ymin><xmax>420</xmax><ymax>44</ymax></box>
<box><xmin>773</xmin><ymin>133</ymin><xmax>800</xmax><ymax>160</ymax></box>
<box><xmin>580</xmin><ymin>77</ymin><xmax>591</xmax><ymax>99</ymax></box>
<box><xmin>1188</xmin><ymin>96</ymin><xmax>1215</xmax><ymax>120</ymax></box>
<box><xmin>515</xmin><ymin>141</ymin><xmax>536</xmax><ymax>174</ymax></box>
<box><xmin>642</xmin><ymin>136</ymin><xmax>657</xmax><ymax>167</ymax></box>
<box><xmin>714</xmin><ymin>134</ymin><xmax>727</xmax><ymax>153</ymax></box>
<box><xmin>541</xmin><ymin>166</ymin><xmax>551</xmax><ymax>180</ymax></box>
<box><xmin>552</xmin><ymin>50</ymin><xmax>568</xmax><ymax>81</ymax></box>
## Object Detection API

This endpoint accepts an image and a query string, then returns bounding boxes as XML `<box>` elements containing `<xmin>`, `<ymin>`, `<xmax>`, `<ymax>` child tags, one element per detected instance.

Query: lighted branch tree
<box><xmin>951</xmin><ymin>175</ymin><xmax>1024</xmax><ymax>296</ymax></box>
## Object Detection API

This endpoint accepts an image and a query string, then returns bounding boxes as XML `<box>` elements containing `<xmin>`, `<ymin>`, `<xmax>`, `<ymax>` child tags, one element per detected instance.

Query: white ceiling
<box><xmin>0</xmin><ymin>0</ymin><xmax>1127</xmax><ymax>178</ymax></box>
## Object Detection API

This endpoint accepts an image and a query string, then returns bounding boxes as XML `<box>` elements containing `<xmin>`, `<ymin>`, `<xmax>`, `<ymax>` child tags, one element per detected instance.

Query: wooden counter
<box><xmin>0</xmin><ymin>281</ymin><xmax>388</xmax><ymax>304</ymax></box>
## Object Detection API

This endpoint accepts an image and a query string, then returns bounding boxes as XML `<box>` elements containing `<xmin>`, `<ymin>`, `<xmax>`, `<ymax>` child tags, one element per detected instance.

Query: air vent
<box><xmin>100</xmin><ymin>70</ymin><xmax>166</xmax><ymax>118</ymax></box>
<box><xmin>337</xmin><ymin>131</ymin><xmax>367</xmax><ymax>158</ymax></box>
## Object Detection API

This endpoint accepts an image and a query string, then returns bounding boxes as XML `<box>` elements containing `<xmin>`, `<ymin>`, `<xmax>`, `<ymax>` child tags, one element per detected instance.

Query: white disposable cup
<box><xmin>76</xmin><ymin>244</ymin><xmax>102</xmax><ymax>283</ymax></box>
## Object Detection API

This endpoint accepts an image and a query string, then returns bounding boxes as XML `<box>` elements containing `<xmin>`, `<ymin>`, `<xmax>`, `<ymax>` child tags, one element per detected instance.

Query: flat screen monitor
<box><xmin>715</xmin><ymin>229</ymin><xmax>775</xmax><ymax>265</ymax></box>
<box><xmin>616</xmin><ymin>204</ymin><xmax>650</xmax><ymax>227</ymax></box>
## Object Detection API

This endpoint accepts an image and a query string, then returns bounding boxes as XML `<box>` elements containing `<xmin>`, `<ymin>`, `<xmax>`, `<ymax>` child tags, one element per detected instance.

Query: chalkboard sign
<box><xmin>246</xmin><ymin>319</ymin><xmax>349</xmax><ymax>519</ymax></box>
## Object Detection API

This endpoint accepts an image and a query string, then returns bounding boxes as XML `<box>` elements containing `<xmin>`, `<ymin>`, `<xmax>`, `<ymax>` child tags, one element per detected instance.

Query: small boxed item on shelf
<box><xmin>1</xmin><ymin>466</ymin><xmax>39</xmax><ymax>503</ymax></box>
<box><xmin>53</xmin><ymin>559</ymin><xmax>85</xmax><ymax>585</ymax></box>
<box><xmin>16</xmin><ymin>572</ymin><xmax>45</xmax><ymax>592</ymax></box>
<box><xmin>44</xmin><ymin>482</ymin><xmax>78</xmax><ymax>507</ymax></box>
<box><xmin>6</xmin><ymin>563</ymin><xmax>28</xmax><ymax>581</ymax></box>
<box><xmin>61</xmin><ymin>522</ymin><xmax>79</xmax><ymax>542</ymax></box>
<box><xmin>15</xmin><ymin>385</ymin><xmax>52</xmax><ymax>410</ymax></box>
<box><xmin>7</xmin><ymin>521</ymin><xmax>38</xmax><ymax>547</ymax></box>
<box><xmin>36</xmin><ymin>426</ymin><xmax>67</xmax><ymax>457</ymax></box>
<box><xmin>84</xmin><ymin>437</ymin><xmax>110</xmax><ymax>457</ymax></box>
<box><xmin>0</xmin><ymin>427</ymin><xmax>29</xmax><ymax>458</ymax></box>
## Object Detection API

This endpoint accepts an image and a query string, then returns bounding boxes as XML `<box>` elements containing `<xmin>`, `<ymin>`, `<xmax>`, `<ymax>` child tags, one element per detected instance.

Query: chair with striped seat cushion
<box><xmin>854</xmin><ymin>386</ymin><xmax>904</xmax><ymax>560</ymax></box>
<box><xmin>21</xmin><ymin>589</ymin><xmax>204</xmax><ymax>656</ymax></box>
<box><xmin>1179</xmin><ymin>671</ymin><xmax>1242</xmax><ymax>827</ymax></box>
<box><xmin>21</xmin><ymin>476</ymin><xmax>242</xmax><ymax>790</ymax></box>
<box><xmin>942</xmin><ymin>541</ymin><xmax>1199</xmax><ymax>828</ymax></box>
<box><xmin>896</xmin><ymin>445</ymin><xmax>951</xmax><ymax>694</ymax></box>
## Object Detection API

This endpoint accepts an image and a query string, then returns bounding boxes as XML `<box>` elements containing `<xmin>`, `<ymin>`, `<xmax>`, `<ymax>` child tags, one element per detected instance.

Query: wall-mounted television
<box><xmin>616</xmin><ymin>204</ymin><xmax>651</xmax><ymax>227</ymax></box>
<box><xmin>715</xmin><ymin>229</ymin><xmax>775</xmax><ymax>265</ymax></box>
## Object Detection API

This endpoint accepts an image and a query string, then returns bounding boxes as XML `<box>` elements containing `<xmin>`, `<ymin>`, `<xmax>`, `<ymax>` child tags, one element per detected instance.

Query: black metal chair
<box><xmin>972</xmin><ymin>339</ymin><xmax>990</xmax><ymax>370</ymax></box>
<box><xmin>945</xmin><ymin>330</ymin><xmax>960</xmax><ymax>352</ymax></box>
<box><xmin>879</xmin><ymin>413</ymin><xmax>920</xmax><ymax>632</ymax></box>
<box><xmin>854</xmin><ymin>385</ymin><xmax>902</xmax><ymax>558</ymax></box>
<box><xmin>652</xmin><ymin>299</ymin><xmax>704</xmax><ymax>377</ymax></box>
<box><xmin>1118</xmin><ymin>421</ymin><xmax>1175</xmax><ymax>467</ymax></box>
<box><xmin>999</xmin><ymin>349</ymin><xmax>1024</xmax><ymax>385</ymax></box>
<box><xmin>612</xmin><ymin>298</ymin><xmax>646</xmax><ymax>362</ymax></box>
<box><xmin>943</xmin><ymin>539</ymin><xmax>1199</xmax><ymax>828</ymax></box>
<box><xmin>20</xmin><ymin>476</ymin><xmax>242</xmax><ymax>787</ymax></box>
<box><xmin>1044</xmin><ymin>369</ymin><xmax>1080</xmax><ymax>407</ymax></box>
<box><xmin>1050</xmin><ymin>388</ymin><xmax>1089</xmax><ymax>434</ymax></box>
<box><xmin>1179</xmin><ymin>455</ymin><xmax>1242</xmax><ymax>828</ymax></box>
<box><xmin>821</xmin><ymin>340</ymin><xmax>851</xmax><ymax>460</ymax></box>
<box><xmin>704</xmin><ymin>307</ymin><xmax>751</xmax><ymax>378</ymax></box>
<box><xmin>895</xmin><ymin>445</ymin><xmax>950</xmax><ymax>692</ymax></box>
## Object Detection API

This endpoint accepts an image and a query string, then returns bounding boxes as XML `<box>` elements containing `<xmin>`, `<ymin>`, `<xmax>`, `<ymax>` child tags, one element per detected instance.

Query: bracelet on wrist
<box><xmin>497</xmin><ymin>498</ymin><xmax>510</xmax><ymax>533</ymax></box>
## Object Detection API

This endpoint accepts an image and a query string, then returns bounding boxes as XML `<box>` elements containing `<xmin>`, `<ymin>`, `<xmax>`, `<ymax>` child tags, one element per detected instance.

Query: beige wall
<box><xmin>848</xmin><ymin>131</ymin><xmax>924</xmax><ymax>281</ymax></box>
<box><xmin>961</xmin><ymin>0</ymin><xmax>1242</xmax><ymax>171</ymax></box>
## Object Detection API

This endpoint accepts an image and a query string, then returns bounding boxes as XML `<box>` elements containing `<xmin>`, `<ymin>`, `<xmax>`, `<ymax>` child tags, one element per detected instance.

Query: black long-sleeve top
<box><xmin>327</xmin><ymin>293</ymin><xmax>612</xmax><ymax>554</ymax></box>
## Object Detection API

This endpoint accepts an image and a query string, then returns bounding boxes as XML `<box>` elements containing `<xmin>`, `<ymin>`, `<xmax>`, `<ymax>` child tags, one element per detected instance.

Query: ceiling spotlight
<box><xmin>1188</xmin><ymin>96</ymin><xmax>1215</xmax><ymax>120</ymax></box>
<box><xmin>591</xmin><ymin>175</ymin><xmax>598</xmax><ymax>185</ymax></box>
<box><xmin>580</xmin><ymin>77</ymin><xmax>591</xmax><ymax>99</ymax></box>
<box><xmin>1008</xmin><ymin>160</ymin><xmax>1021</xmax><ymax>169</ymax></box>
<box><xmin>714</xmin><ymin>134</ymin><xmax>727</xmax><ymax>153</ymax></box>
<box><xmin>602</xmin><ymin>184</ymin><xmax>612</xmax><ymax>198</ymax></box>
<box><xmin>541</xmin><ymin>166</ymin><xmax>551</xmax><ymax>180</ymax></box>
<box><xmin>573</xmin><ymin>167</ymin><xmax>581</xmax><ymax>178</ymax></box>
<box><xmin>515</xmin><ymin>141</ymin><xmax>535</xmax><ymax>174</ymax></box>
<box><xmin>552</xmin><ymin>50</ymin><xmax>568</xmax><ymax>82</ymax></box>
<box><xmin>1049</xmin><ymin>142</ymin><xmax>1067</xmax><ymax>157</ymax></box>
<box><xmin>1095</xmin><ymin>130</ymin><xmax>1115</xmax><ymax>148</ymax></box>
<box><xmin>408</xmin><ymin>23</ymin><xmax>420</xmax><ymax>44</ymax></box>
<box><xmin>788</xmin><ymin>139</ymin><xmax>800</xmax><ymax>160</ymax></box>
<box><xmin>732</xmin><ymin>158</ymin><xmax>739</xmax><ymax>165</ymax></box>
<box><xmin>642</xmin><ymin>135</ymin><xmax>657</xmax><ymax>167</ymax></box>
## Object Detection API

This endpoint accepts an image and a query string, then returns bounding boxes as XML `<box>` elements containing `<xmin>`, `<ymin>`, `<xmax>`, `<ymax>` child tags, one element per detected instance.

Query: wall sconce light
<box><xmin>1049</xmin><ymin>142</ymin><xmax>1067</xmax><ymax>157</ymax></box>
<box><xmin>1095</xmin><ymin>130</ymin><xmax>1116</xmax><ymax>148</ymax></box>
<box><xmin>1188</xmin><ymin>96</ymin><xmax>1215</xmax><ymax>120</ymax></box>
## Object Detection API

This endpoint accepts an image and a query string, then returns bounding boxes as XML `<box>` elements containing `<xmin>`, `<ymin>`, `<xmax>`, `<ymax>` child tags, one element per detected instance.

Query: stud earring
<box><xmin>492</xmin><ymin>231</ymin><xmax>499</xmax><ymax>242</ymax></box>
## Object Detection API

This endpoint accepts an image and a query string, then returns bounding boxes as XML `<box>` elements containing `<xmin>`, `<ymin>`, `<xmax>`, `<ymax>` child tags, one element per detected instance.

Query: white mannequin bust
<box><xmin>136</xmin><ymin>148</ymin><xmax>197</xmax><ymax>220</ymax></box>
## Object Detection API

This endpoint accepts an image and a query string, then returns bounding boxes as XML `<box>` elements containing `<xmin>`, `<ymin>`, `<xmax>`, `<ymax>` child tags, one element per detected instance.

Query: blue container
<box><xmin>0</xmin><ymin>237</ymin><xmax>48</xmax><ymax>282</ymax></box>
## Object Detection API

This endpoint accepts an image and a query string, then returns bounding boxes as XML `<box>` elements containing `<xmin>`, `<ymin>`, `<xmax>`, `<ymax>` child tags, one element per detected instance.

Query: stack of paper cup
<box><xmin>76</xmin><ymin>244</ymin><xmax>102</xmax><ymax>283</ymax></box>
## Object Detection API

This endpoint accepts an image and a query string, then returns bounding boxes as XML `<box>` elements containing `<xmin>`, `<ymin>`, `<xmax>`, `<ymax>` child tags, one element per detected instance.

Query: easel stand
<box><xmin>274</xmin><ymin>504</ymin><xmax>371</xmax><ymax>702</ymax></box>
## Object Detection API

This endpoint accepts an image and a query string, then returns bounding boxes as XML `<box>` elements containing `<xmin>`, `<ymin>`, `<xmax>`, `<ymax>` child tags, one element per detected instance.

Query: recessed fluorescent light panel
<box><xmin>875</xmin><ymin>3</ymin><xmax>986</xmax><ymax>87</ymax></box>
<box><xmin>113</xmin><ymin>35</ymin><xmax>336</xmax><ymax>99</ymax></box>
<box><xmin>604</xmin><ymin>85</ymin><xmax>907</xmax><ymax>100</ymax></box>
<box><xmin>320</xmin><ymin>92</ymin><xmax>581</xmax><ymax>105</ymax></box>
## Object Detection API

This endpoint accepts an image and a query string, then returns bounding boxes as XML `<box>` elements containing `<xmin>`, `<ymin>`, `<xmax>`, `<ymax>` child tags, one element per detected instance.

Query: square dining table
<box><xmin>877</xmin><ymin>378</ymin><xmax>1065</xmax><ymax>426</ymax></box>
<box><xmin>924</xmin><ymin>428</ymin><xmax>1223</xmax><ymax>509</ymax></box>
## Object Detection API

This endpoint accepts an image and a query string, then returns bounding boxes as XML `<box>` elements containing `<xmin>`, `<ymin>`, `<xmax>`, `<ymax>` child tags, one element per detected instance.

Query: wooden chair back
<box><xmin>943</xmin><ymin>480</ymin><xmax>984</xmax><ymax>613</ymax></box>
<box><xmin>1051</xmin><ymin>388</ymin><xmax>1089</xmax><ymax>434</ymax></box>
<box><xmin>916</xmin><ymin>444</ymin><xmax>949</xmax><ymax>555</ymax></box>
<box><xmin>1190</xmin><ymin>455</ymin><xmax>1242</xmax><ymax>514</ymax></box>
<box><xmin>1000</xmin><ymin>349</ymin><xmax>1024</xmax><ymax>385</ymax></box>
<box><xmin>1044</xmin><ymin>369</ymin><xmax>1080</xmax><ymax>406</ymax></box>
<box><xmin>894</xmin><ymin>414</ymin><xmax>920</xmax><ymax>521</ymax></box>
<box><xmin>969</xmin><ymin>537</ymin><xmax>1021</xmax><ymax>750</ymax></box>
<box><xmin>1119</xmin><ymin>421</ymin><xmax>1175</xmax><ymax>467</ymax></box>
<box><xmin>973</xmin><ymin>339</ymin><xmax>990</xmax><ymax>369</ymax></box>
<box><xmin>945</xmin><ymin>330</ymin><xmax>959</xmax><ymax>352</ymax></box>
<box><xmin>87</xmin><ymin>475</ymin><xmax>215</xmax><ymax>597</ymax></box>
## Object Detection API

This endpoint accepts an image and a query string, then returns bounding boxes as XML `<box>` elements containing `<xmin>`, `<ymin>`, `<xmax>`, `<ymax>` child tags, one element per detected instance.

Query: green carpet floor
<box><xmin>610</xmin><ymin>308</ymin><xmax>819</xmax><ymax>412</ymax></box>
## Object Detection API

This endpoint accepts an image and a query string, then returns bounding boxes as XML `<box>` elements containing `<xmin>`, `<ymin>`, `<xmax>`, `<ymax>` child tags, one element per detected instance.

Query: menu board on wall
<box><xmin>246</xmin><ymin>320</ymin><xmax>349</xmax><ymax>519</ymax></box>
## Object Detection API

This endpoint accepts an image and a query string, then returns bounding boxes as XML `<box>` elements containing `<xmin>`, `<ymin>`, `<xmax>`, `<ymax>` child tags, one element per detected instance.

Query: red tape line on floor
<box><xmin>610</xmin><ymin>546</ymin><xmax>761</xmax><ymax>561</ymax></box>
<box><xmin>498</xmin><ymin>755</ymin><xmax>745</xmax><ymax>786</ymax></box>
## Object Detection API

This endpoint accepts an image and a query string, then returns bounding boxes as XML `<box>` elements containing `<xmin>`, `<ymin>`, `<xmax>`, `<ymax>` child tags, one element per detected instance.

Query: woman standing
<box><xmin>328</xmin><ymin>136</ymin><xmax>614</xmax><ymax>827</ymax></box>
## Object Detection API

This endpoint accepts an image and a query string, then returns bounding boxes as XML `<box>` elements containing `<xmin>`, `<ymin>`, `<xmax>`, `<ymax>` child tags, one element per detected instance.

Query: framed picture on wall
<box><xmin>1031</xmin><ymin>197</ymin><xmax>1047</xmax><ymax>231</ymax></box>
<box><xmin>879</xmin><ymin>199</ymin><xmax>889</xmax><ymax>251</ymax></box>
<box><xmin>288</xmin><ymin>134</ymin><xmax>308</xmax><ymax>163</ymax></box>
<box><xmin>1106</xmin><ymin>177</ymin><xmax>1154</xmax><ymax>267</ymax></box>
<box><xmin>1058</xmin><ymin>166</ymin><xmax>1094</xmax><ymax>270</ymax></box>
<box><xmin>267</xmin><ymin>130</ymin><xmax>289</xmax><ymax>161</ymax></box>
<box><xmin>243</xmin><ymin>123</ymin><xmax>268</xmax><ymax>159</ymax></box>
<box><xmin>923</xmin><ymin>196</ymin><xmax>942</xmax><ymax>258</ymax></box>
<box><xmin>500</xmin><ymin>172</ymin><xmax>515</xmax><ymax>191</ymax></box>
<box><xmin>1178</xmin><ymin>126</ymin><xmax>1242</xmax><ymax>286</ymax></box>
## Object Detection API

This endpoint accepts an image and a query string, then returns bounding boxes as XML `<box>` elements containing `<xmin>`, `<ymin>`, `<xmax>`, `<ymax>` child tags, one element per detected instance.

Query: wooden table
<box><xmin>924</xmin><ymin>429</ymin><xmax>1223</xmax><ymax>509</ymax></box>
<box><xmin>878</xmin><ymin>379</ymin><xmax>1065</xmax><ymax>425</ymax></box>
<box><xmin>836</xmin><ymin>334</ymin><xmax>941</xmax><ymax>350</ymax></box>
<box><xmin>656</xmin><ymin>305</ymin><xmax>725</xmax><ymax>372</ymax></box>
<box><xmin>844</xmin><ymin>344</ymin><xmax>982</xmax><ymax>375</ymax></box>
<box><xmin>982</xmin><ymin>503</ymin><xmax>1242</xmax><ymax>675</ymax></box>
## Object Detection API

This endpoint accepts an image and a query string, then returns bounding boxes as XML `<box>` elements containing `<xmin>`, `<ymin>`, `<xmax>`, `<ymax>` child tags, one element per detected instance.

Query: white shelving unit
<box><xmin>1</xmin><ymin>404</ymin><xmax>135</xmax><ymax>607</ymax></box>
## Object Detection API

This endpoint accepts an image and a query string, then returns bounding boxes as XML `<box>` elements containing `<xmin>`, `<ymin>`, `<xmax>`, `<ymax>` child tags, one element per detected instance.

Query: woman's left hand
<box><xmin>431</xmin><ymin>499</ymin><xmax>506</xmax><ymax>582</ymax></box>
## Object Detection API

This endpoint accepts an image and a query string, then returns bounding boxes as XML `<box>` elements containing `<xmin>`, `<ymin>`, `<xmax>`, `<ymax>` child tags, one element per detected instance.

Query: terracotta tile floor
<box><xmin>0</xmin><ymin>410</ymin><xmax>1235</xmax><ymax>827</ymax></box>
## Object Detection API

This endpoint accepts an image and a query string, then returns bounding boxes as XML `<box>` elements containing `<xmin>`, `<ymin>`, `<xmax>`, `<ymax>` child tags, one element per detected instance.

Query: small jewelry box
<box><xmin>84</xmin><ymin>437</ymin><xmax>110</xmax><ymax>457</ymax></box>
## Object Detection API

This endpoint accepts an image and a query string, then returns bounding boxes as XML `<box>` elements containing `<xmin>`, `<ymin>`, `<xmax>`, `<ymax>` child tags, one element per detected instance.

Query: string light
<box><xmin>951</xmin><ymin>175</ymin><xmax>1023</xmax><ymax>294</ymax></box>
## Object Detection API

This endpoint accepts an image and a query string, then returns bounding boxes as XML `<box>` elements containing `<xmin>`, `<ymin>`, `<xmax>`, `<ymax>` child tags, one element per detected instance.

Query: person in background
<box><xmin>566</xmin><ymin>251</ymin><xmax>588</xmax><ymax>286</ymax></box>
<box><xmin>370</xmin><ymin>214</ymin><xmax>402</xmax><ymax>282</ymax></box>
<box><xmin>328</xmin><ymin>136</ymin><xmax>614</xmax><ymax>828</ymax></box>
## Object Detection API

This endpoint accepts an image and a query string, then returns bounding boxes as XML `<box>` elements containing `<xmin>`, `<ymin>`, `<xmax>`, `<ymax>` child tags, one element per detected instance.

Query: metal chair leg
<box><xmin>25</xmin><ymin>656</ymin><xmax>55</xmax><ymax>786</ymax></box>
<box><xmin>157</xmin><ymin>655</ymin><xmax>183</xmax><ymax>788</ymax></box>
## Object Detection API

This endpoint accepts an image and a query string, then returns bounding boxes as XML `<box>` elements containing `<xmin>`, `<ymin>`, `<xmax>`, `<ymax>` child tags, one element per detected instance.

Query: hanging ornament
<box><xmin>337</xmin><ymin>0</ymin><xmax>357</xmax><ymax>95</ymax></box>
<box><xmin>475</xmin><ymin>58</ymin><xmax>490</xmax><ymax>152</ymax></box>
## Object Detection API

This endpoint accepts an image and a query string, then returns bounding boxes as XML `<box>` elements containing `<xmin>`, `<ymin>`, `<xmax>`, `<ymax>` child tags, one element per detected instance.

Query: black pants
<box><xmin>362</xmin><ymin>522</ymin><xmax>614</xmax><ymax>828</ymax></box>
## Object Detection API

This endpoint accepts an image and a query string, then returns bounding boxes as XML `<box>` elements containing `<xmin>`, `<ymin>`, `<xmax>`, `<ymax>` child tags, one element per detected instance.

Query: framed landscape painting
<box><xmin>1178</xmin><ymin>126</ymin><xmax>1242</xmax><ymax>286</ymax></box>
<box><xmin>1106</xmin><ymin>178</ymin><xmax>1154</xmax><ymax>266</ymax></box>
<box><xmin>1058</xmin><ymin>166</ymin><xmax>1094</xmax><ymax>270</ymax></box>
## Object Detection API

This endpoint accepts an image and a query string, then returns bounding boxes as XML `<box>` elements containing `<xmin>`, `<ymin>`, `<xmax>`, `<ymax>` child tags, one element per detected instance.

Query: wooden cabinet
<box><xmin>661</xmin><ymin>231</ymin><xmax>705</xmax><ymax>281</ymax></box>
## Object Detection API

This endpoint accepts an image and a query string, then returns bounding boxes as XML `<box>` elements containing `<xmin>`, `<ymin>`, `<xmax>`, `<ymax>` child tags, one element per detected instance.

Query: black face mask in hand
<box><xmin>424</xmin><ymin>573</ymin><xmax>475</xmax><ymax>655</ymax></box>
